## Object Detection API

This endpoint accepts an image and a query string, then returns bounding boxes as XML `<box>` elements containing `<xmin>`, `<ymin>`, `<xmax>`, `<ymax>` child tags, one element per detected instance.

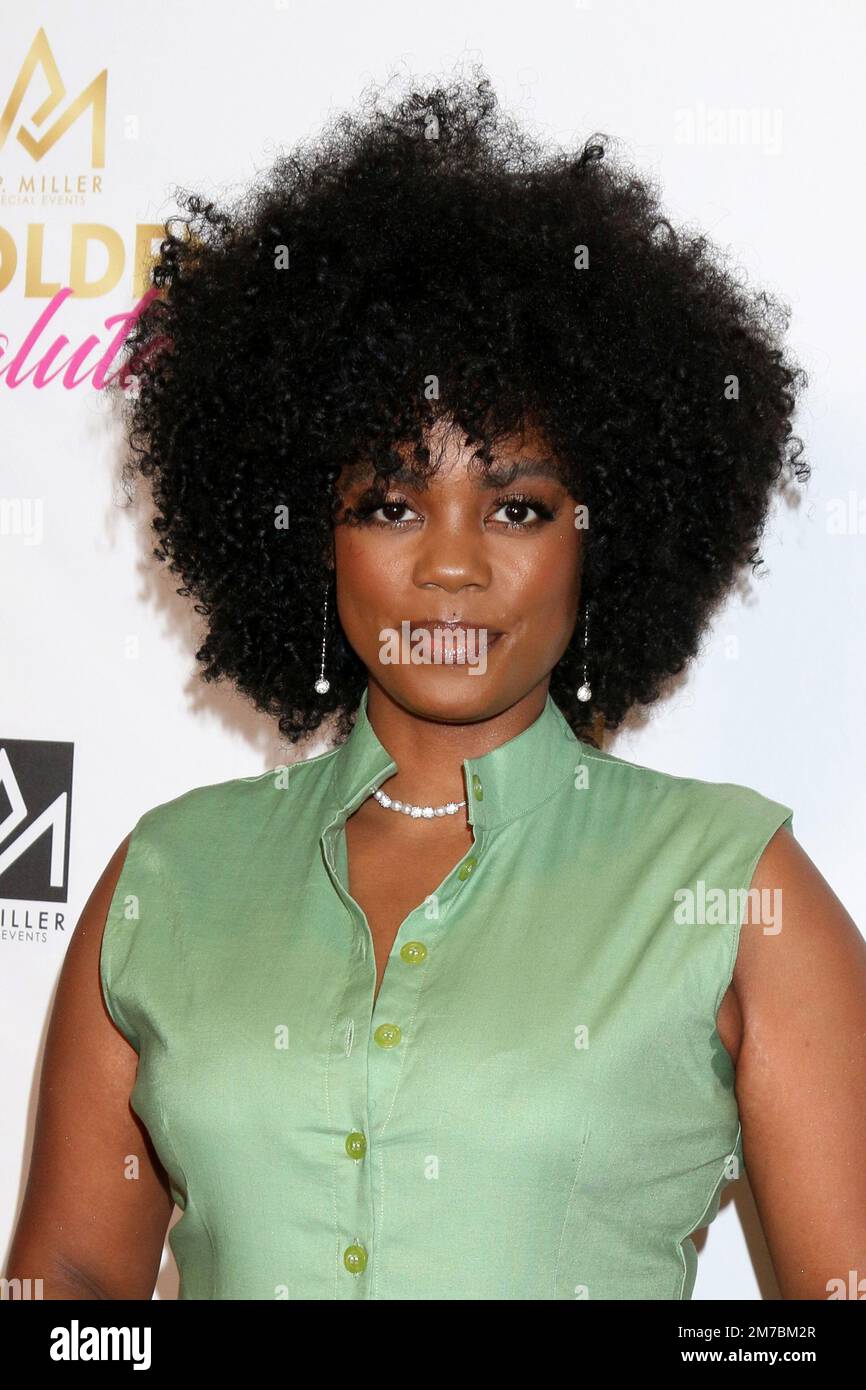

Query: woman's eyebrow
<box><xmin>348</xmin><ymin>457</ymin><xmax>564</xmax><ymax>490</ymax></box>
<box><xmin>476</xmin><ymin>458</ymin><xmax>564</xmax><ymax>487</ymax></box>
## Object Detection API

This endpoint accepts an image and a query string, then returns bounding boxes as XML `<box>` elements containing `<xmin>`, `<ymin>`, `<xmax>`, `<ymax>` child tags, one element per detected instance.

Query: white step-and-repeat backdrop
<box><xmin>2</xmin><ymin>0</ymin><xmax>864</xmax><ymax>1300</ymax></box>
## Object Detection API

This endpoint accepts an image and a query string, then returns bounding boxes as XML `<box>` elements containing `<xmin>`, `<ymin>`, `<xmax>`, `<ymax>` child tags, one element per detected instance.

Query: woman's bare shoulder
<box><xmin>731</xmin><ymin>826</ymin><xmax>866</xmax><ymax>1298</ymax></box>
<box><xmin>4</xmin><ymin>832</ymin><xmax>173</xmax><ymax>1299</ymax></box>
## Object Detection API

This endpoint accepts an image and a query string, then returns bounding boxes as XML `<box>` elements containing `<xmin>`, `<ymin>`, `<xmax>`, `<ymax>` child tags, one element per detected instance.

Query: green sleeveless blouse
<box><xmin>100</xmin><ymin>687</ymin><xmax>793</xmax><ymax>1300</ymax></box>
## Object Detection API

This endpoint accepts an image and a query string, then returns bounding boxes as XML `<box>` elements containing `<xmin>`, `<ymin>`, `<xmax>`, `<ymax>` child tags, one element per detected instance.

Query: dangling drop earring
<box><xmin>314</xmin><ymin>583</ymin><xmax>330</xmax><ymax>694</ymax></box>
<box><xmin>577</xmin><ymin>601</ymin><xmax>592</xmax><ymax>703</ymax></box>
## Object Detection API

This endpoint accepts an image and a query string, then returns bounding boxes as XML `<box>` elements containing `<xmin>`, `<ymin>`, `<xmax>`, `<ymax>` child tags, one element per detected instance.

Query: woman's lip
<box><xmin>438</xmin><ymin>631</ymin><xmax>503</xmax><ymax>665</ymax></box>
<box><xmin>386</xmin><ymin>623</ymin><xmax>505</xmax><ymax>668</ymax></box>
<box><xmin>409</xmin><ymin>621</ymin><xmax>505</xmax><ymax>636</ymax></box>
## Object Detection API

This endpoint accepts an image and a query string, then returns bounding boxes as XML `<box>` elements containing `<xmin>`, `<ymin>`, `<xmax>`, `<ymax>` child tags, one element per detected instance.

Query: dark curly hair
<box><xmin>111</xmin><ymin>62</ymin><xmax>809</xmax><ymax>748</ymax></box>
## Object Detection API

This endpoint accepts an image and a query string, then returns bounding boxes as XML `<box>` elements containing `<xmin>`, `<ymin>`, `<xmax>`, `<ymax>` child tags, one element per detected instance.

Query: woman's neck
<box><xmin>362</xmin><ymin>678</ymin><xmax>550</xmax><ymax>811</ymax></box>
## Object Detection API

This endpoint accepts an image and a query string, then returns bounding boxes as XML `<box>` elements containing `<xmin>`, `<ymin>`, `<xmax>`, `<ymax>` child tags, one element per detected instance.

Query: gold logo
<box><xmin>0</xmin><ymin>28</ymin><xmax>106</xmax><ymax>166</ymax></box>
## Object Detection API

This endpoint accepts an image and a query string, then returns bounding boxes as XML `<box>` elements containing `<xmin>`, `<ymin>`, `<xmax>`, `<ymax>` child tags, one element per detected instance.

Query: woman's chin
<box><xmin>378</xmin><ymin>671</ymin><xmax>523</xmax><ymax>724</ymax></box>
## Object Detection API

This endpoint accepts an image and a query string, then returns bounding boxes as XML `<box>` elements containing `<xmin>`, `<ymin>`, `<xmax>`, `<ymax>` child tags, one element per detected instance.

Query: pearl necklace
<box><xmin>373</xmin><ymin>788</ymin><xmax>467</xmax><ymax>819</ymax></box>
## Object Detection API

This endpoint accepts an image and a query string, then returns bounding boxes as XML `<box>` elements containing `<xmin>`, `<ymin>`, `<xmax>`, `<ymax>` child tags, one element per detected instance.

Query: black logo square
<box><xmin>0</xmin><ymin>740</ymin><xmax>74</xmax><ymax>902</ymax></box>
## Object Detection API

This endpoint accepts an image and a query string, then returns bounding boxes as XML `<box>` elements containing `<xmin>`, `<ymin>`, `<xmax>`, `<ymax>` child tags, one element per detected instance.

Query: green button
<box><xmin>373</xmin><ymin>1023</ymin><xmax>402</xmax><ymax>1048</ymax></box>
<box><xmin>343</xmin><ymin>1243</ymin><xmax>367</xmax><ymax>1275</ymax></box>
<box><xmin>345</xmin><ymin>1131</ymin><xmax>366</xmax><ymax>1160</ymax></box>
<box><xmin>400</xmin><ymin>941</ymin><xmax>427</xmax><ymax>964</ymax></box>
<box><xmin>457</xmin><ymin>856</ymin><xmax>478</xmax><ymax>880</ymax></box>
<box><xmin>471</xmin><ymin>773</ymin><xmax>484</xmax><ymax>800</ymax></box>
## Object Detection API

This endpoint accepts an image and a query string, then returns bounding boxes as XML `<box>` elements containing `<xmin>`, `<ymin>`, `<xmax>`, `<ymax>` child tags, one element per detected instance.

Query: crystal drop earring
<box><xmin>576</xmin><ymin>601</ymin><xmax>592</xmax><ymax>703</ymax></box>
<box><xmin>314</xmin><ymin>583</ymin><xmax>330</xmax><ymax>694</ymax></box>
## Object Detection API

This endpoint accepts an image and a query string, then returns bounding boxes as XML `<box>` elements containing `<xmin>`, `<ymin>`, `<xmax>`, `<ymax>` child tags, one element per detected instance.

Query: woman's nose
<box><xmin>410</xmin><ymin>520</ymin><xmax>493</xmax><ymax>591</ymax></box>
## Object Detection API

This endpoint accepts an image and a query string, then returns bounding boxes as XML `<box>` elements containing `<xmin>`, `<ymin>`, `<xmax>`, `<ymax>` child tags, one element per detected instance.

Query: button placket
<box><xmin>322</xmin><ymin>804</ymin><xmax>488</xmax><ymax>1297</ymax></box>
<box><xmin>364</xmin><ymin>825</ymin><xmax>486</xmax><ymax>1123</ymax></box>
<box><xmin>362</xmin><ymin>825</ymin><xmax>487</xmax><ymax>1299</ymax></box>
<box><xmin>368</xmin><ymin>822</ymin><xmax>483</xmax><ymax>1009</ymax></box>
<box><xmin>332</xmin><ymin>1005</ymin><xmax>374</xmax><ymax>1296</ymax></box>
<box><xmin>330</xmin><ymin>1014</ymin><xmax>373</xmax><ymax>1295</ymax></box>
<box><xmin>320</xmin><ymin>819</ymin><xmax>379</xmax><ymax>1298</ymax></box>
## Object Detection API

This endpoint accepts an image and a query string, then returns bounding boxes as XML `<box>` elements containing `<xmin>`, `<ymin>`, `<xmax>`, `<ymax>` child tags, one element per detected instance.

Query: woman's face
<box><xmin>332</xmin><ymin>417</ymin><xmax>583</xmax><ymax>722</ymax></box>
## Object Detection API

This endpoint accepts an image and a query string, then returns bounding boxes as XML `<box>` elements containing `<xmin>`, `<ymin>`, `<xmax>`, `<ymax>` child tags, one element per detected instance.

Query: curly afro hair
<box><xmin>112</xmin><ymin>62</ymin><xmax>809</xmax><ymax>749</ymax></box>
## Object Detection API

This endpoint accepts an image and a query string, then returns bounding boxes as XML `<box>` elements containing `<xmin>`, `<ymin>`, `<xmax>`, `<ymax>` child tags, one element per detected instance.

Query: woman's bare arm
<box><xmin>4</xmin><ymin>835</ymin><xmax>174</xmax><ymax>1299</ymax></box>
<box><xmin>733</xmin><ymin>826</ymin><xmax>866</xmax><ymax>1299</ymax></box>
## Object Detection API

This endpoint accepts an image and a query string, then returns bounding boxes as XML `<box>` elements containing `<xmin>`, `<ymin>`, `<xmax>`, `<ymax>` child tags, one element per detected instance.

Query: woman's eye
<box><xmin>356</xmin><ymin>494</ymin><xmax>555</xmax><ymax>529</ymax></box>
<box><xmin>363</xmin><ymin>498</ymin><xmax>420</xmax><ymax>526</ymax></box>
<box><xmin>490</xmin><ymin>498</ymin><xmax>554</xmax><ymax>528</ymax></box>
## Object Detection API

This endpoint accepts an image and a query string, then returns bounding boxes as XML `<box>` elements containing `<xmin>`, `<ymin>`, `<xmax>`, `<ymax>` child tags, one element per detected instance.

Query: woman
<box><xmin>7</xmin><ymin>68</ymin><xmax>866</xmax><ymax>1301</ymax></box>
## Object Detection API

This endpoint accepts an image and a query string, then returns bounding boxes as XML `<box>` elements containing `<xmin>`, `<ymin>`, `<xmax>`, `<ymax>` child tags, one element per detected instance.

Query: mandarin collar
<box><xmin>328</xmin><ymin>685</ymin><xmax>583</xmax><ymax>830</ymax></box>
